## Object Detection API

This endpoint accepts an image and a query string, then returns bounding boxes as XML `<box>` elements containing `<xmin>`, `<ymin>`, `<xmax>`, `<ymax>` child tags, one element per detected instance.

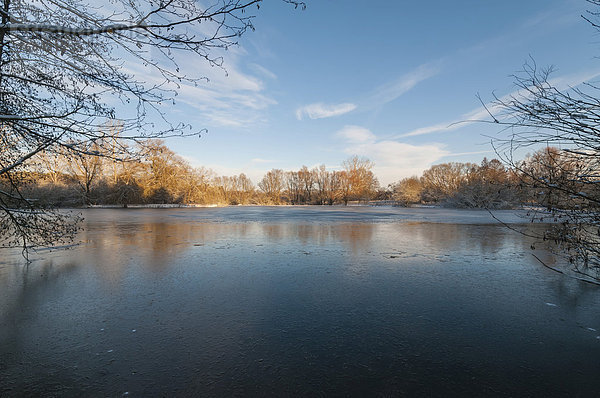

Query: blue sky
<box><xmin>156</xmin><ymin>0</ymin><xmax>599</xmax><ymax>186</ymax></box>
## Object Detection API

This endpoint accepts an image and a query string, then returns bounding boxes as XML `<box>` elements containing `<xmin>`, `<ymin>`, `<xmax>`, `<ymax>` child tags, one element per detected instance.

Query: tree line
<box><xmin>391</xmin><ymin>147</ymin><xmax>598</xmax><ymax>211</ymax></box>
<box><xmin>4</xmin><ymin>140</ymin><xmax>379</xmax><ymax>207</ymax></box>
<box><xmin>391</xmin><ymin>157</ymin><xmax>519</xmax><ymax>208</ymax></box>
<box><xmin>2</xmin><ymin>137</ymin><xmax>581</xmax><ymax>210</ymax></box>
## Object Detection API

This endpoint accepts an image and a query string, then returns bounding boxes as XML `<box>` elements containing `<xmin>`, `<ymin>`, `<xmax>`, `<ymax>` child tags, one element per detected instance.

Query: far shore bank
<box><xmin>82</xmin><ymin>202</ymin><xmax>528</xmax><ymax>210</ymax></box>
<box><xmin>85</xmin><ymin>202</ymin><xmax>427</xmax><ymax>209</ymax></box>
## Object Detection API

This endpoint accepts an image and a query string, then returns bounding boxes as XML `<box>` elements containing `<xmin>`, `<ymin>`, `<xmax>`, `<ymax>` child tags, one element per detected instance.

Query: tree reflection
<box><xmin>0</xmin><ymin>260</ymin><xmax>79</xmax><ymax>356</ymax></box>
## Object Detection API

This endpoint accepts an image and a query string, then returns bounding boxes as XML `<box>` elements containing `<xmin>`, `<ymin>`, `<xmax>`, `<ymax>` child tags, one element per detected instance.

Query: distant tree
<box><xmin>258</xmin><ymin>169</ymin><xmax>285</xmax><ymax>204</ymax></box>
<box><xmin>140</xmin><ymin>141</ymin><xmax>183</xmax><ymax>203</ymax></box>
<box><xmin>231</xmin><ymin>173</ymin><xmax>254</xmax><ymax>204</ymax></box>
<box><xmin>190</xmin><ymin>167</ymin><xmax>218</xmax><ymax>205</ymax></box>
<box><xmin>297</xmin><ymin>166</ymin><xmax>315</xmax><ymax>204</ymax></box>
<box><xmin>213</xmin><ymin>175</ymin><xmax>232</xmax><ymax>204</ymax></box>
<box><xmin>313</xmin><ymin>165</ymin><xmax>329</xmax><ymax>205</ymax></box>
<box><xmin>373</xmin><ymin>186</ymin><xmax>393</xmax><ymax>201</ymax></box>
<box><xmin>63</xmin><ymin>141</ymin><xmax>103</xmax><ymax>205</ymax></box>
<box><xmin>341</xmin><ymin>156</ymin><xmax>378</xmax><ymax>204</ymax></box>
<box><xmin>420</xmin><ymin>162</ymin><xmax>474</xmax><ymax>203</ymax></box>
<box><xmin>103</xmin><ymin>121</ymin><xmax>127</xmax><ymax>187</ymax></box>
<box><xmin>338</xmin><ymin>171</ymin><xmax>352</xmax><ymax>205</ymax></box>
<box><xmin>108</xmin><ymin>153</ymin><xmax>145</xmax><ymax>207</ymax></box>
<box><xmin>35</xmin><ymin>150</ymin><xmax>68</xmax><ymax>186</ymax></box>
<box><xmin>285</xmin><ymin>171</ymin><xmax>302</xmax><ymax>205</ymax></box>
<box><xmin>446</xmin><ymin>158</ymin><xmax>517</xmax><ymax>209</ymax></box>
<box><xmin>393</xmin><ymin>176</ymin><xmax>423</xmax><ymax>205</ymax></box>
<box><xmin>326</xmin><ymin>170</ymin><xmax>343</xmax><ymax>205</ymax></box>
<box><xmin>111</xmin><ymin>174</ymin><xmax>143</xmax><ymax>207</ymax></box>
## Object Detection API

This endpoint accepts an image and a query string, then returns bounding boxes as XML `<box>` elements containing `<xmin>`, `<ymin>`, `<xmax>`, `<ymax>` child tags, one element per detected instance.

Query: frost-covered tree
<box><xmin>0</xmin><ymin>0</ymin><xmax>303</xmax><ymax>254</ymax></box>
<box><xmin>393</xmin><ymin>176</ymin><xmax>422</xmax><ymax>205</ymax></box>
<box><xmin>489</xmin><ymin>3</ymin><xmax>600</xmax><ymax>278</ymax></box>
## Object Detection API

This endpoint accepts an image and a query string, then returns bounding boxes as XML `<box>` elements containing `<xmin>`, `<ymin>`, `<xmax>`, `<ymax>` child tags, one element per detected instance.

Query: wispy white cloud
<box><xmin>397</xmin><ymin>105</ymin><xmax>495</xmax><ymax>138</ymax></box>
<box><xmin>295</xmin><ymin>62</ymin><xmax>439</xmax><ymax>121</ymax></box>
<box><xmin>397</xmin><ymin>68</ymin><xmax>600</xmax><ymax>138</ymax></box>
<box><xmin>442</xmin><ymin>150</ymin><xmax>494</xmax><ymax>157</ymax></box>
<box><xmin>122</xmin><ymin>43</ymin><xmax>277</xmax><ymax>129</ymax></box>
<box><xmin>249</xmin><ymin>63</ymin><xmax>277</xmax><ymax>80</ymax></box>
<box><xmin>365</xmin><ymin>63</ymin><xmax>440</xmax><ymax>109</ymax></box>
<box><xmin>336</xmin><ymin>126</ymin><xmax>449</xmax><ymax>185</ymax></box>
<box><xmin>296</xmin><ymin>102</ymin><xmax>357</xmax><ymax>120</ymax></box>
<box><xmin>400</xmin><ymin>121</ymin><xmax>459</xmax><ymax>138</ymax></box>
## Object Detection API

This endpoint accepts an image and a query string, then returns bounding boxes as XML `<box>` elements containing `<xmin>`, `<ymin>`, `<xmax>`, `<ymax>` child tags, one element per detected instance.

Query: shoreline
<box><xmin>83</xmin><ymin>202</ymin><xmax>531</xmax><ymax>210</ymax></box>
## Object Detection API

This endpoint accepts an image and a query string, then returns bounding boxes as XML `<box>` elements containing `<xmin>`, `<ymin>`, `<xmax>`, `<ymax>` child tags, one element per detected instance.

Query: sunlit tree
<box><xmin>445</xmin><ymin>158</ymin><xmax>517</xmax><ymax>209</ymax></box>
<box><xmin>420</xmin><ymin>162</ymin><xmax>474</xmax><ymax>203</ymax></box>
<box><xmin>285</xmin><ymin>171</ymin><xmax>302</xmax><ymax>205</ymax></box>
<box><xmin>298</xmin><ymin>165</ymin><xmax>315</xmax><ymax>204</ymax></box>
<box><xmin>258</xmin><ymin>168</ymin><xmax>285</xmax><ymax>204</ymax></box>
<box><xmin>64</xmin><ymin>141</ymin><xmax>104</xmax><ymax>205</ymax></box>
<box><xmin>341</xmin><ymin>156</ymin><xmax>378</xmax><ymax>204</ymax></box>
<box><xmin>393</xmin><ymin>176</ymin><xmax>423</xmax><ymax>205</ymax></box>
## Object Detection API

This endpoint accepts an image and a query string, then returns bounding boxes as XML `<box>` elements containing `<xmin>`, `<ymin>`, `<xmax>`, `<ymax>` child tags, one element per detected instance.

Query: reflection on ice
<box><xmin>1</xmin><ymin>207</ymin><xmax>599</xmax><ymax>396</ymax></box>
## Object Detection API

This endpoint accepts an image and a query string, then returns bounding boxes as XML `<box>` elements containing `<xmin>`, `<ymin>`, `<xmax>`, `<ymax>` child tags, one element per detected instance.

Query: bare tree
<box><xmin>35</xmin><ymin>150</ymin><xmax>67</xmax><ymax>186</ymax></box>
<box><xmin>258</xmin><ymin>168</ymin><xmax>285</xmax><ymax>204</ymax></box>
<box><xmin>314</xmin><ymin>164</ymin><xmax>329</xmax><ymax>205</ymax></box>
<box><xmin>326</xmin><ymin>170</ymin><xmax>343</xmax><ymax>205</ymax></box>
<box><xmin>103</xmin><ymin>121</ymin><xmax>126</xmax><ymax>187</ymax></box>
<box><xmin>341</xmin><ymin>156</ymin><xmax>378</xmax><ymax>204</ymax></box>
<box><xmin>393</xmin><ymin>176</ymin><xmax>422</xmax><ymax>205</ymax></box>
<box><xmin>297</xmin><ymin>165</ymin><xmax>315</xmax><ymax>204</ymax></box>
<box><xmin>285</xmin><ymin>171</ymin><xmax>301</xmax><ymax>205</ymax></box>
<box><xmin>0</xmin><ymin>0</ymin><xmax>304</xmax><ymax>253</ymax></box>
<box><xmin>64</xmin><ymin>141</ymin><xmax>103</xmax><ymax>205</ymax></box>
<box><xmin>444</xmin><ymin>158</ymin><xmax>517</xmax><ymax>209</ymax></box>
<box><xmin>489</xmin><ymin>24</ymin><xmax>600</xmax><ymax>277</ymax></box>
<box><xmin>420</xmin><ymin>162</ymin><xmax>473</xmax><ymax>203</ymax></box>
<box><xmin>230</xmin><ymin>173</ymin><xmax>254</xmax><ymax>204</ymax></box>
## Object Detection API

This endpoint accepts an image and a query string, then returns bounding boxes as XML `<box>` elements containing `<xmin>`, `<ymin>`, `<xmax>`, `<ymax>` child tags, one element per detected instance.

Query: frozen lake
<box><xmin>1</xmin><ymin>206</ymin><xmax>599</xmax><ymax>396</ymax></box>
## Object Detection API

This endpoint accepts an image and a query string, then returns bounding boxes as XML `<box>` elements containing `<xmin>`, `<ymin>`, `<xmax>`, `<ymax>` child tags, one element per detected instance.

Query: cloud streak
<box><xmin>364</xmin><ymin>63</ymin><xmax>440</xmax><ymax>109</ymax></box>
<box><xmin>296</xmin><ymin>102</ymin><xmax>357</xmax><ymax>120</ymax></box>
<box><xmin>296</xmin><ymin>62</ymin><xmax>440</xmax><ymax>121</ymax></box>
<box><xmin>396</xmin><ymin>68</ymin><xmax>600</xmax><ymax>138</ymax></box>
